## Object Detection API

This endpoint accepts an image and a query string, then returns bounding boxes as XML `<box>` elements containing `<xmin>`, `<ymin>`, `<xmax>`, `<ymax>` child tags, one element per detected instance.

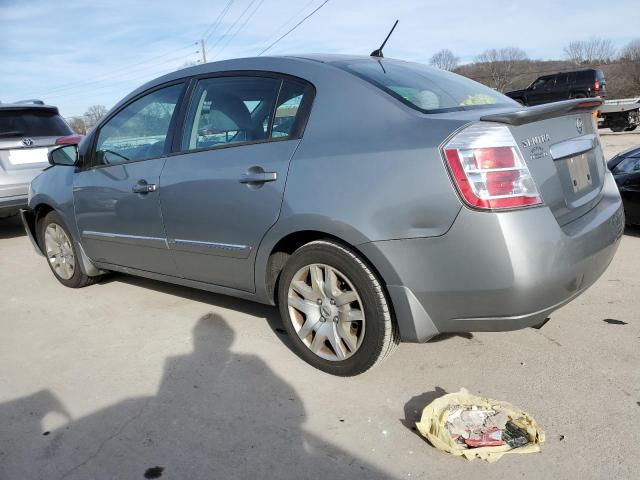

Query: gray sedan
<box><xmin>23</xmin><ymin>55</ymin><xmax>624</xmax><ymax>375</ymax></box>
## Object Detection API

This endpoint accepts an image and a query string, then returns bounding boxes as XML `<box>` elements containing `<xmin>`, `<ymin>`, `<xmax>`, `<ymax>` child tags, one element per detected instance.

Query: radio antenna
<box><xmin>370</xmin><ymin>20</ymin><xmax>399</xmax><ymax>58</ymax></box>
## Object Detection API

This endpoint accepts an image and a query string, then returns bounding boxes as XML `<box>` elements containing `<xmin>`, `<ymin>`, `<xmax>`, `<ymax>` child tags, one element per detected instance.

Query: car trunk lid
<box><xmin>481</xmin><ymin>99</ymin><xmax>605</xmax><ymax>226</ymax></box>
<box><xmin>0</xmin><ymin>136</ymin><xmax>58</xmax><ymax>174</ymax></box>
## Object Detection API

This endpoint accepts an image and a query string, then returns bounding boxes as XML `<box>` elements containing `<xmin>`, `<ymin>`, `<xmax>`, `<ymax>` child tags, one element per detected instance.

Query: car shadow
<box><xmin>0</xmin><ymin>314</ymin><xmax>389</xmax><ymax>479</ymax></box>
<box><xmin>624</xmin><ymin>225</ymin><xmax>640</xmax><ymax>237</ymax></box>
<box><xmin>98</xmin><ymin>273</ymin><xmax>299</xmax><ymax>354</ymax></box>
<box><xmin>0</xmin><ymin>215</ymin><xmax>26</xmax><ymax>239</ymax></box>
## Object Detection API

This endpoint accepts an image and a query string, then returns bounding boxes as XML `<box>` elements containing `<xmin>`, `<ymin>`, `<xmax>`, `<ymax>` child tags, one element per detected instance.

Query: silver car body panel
<box><xmin>25</xmin><ymin>55</ymin><xmax>623</xmax><ymax>342</ymax></box>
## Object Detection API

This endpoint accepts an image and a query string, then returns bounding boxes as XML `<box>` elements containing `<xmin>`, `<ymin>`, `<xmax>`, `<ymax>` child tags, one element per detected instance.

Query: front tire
<box><xmin>39</xmin><ymin>211</ymin><xmax>100</xmax><ymax>288</ymax></box>
<box><xmin>277</xmin><ymin>240</ymin><xmax>398</xmax><ymax>376</ymax></box>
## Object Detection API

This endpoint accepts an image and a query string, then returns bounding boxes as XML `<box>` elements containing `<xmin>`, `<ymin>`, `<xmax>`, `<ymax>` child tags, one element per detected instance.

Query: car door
<box><xmin>160</xmin><ymin>74</ymin><xmax>314</xmax><ymax>291</ymax></box>
<box><xmin>550</xmin><ymin>73</ymin><xmax>569</xmax><ymax>102</ymax></box>
<box><xmin>615</xmin><ymin>157</ymin><xmax>640</xmax><ymax>224</ymax></box>
<box><xmin>74</xmin><ymin>82</ymin><xmax>185</xmax><ymax>274</ymax></box>
<box><xmin>527</xmin><ymin>76</ymin><xmax>554</xmax><ymax>105</ymax></box>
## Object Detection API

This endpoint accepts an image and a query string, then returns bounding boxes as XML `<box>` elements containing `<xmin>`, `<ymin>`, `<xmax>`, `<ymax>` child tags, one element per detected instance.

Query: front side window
<box><xmin>531</xmin><ymin>77</ymin><xmax>553</xmax><ymax>89</ymax></box>
<box><xmin>335</xmin><ymin>59</ymin><xmax>516</xmax><ymax>113</ymax></box>
<box><xmin>94</xmin><ymin>83</ymin><xmax>183</xmax><ymax>167</ymax></box>
<box><xmin>613</xmin><ymin>157</ymin><xmax>640</xmax><ymax>174</ymax></box>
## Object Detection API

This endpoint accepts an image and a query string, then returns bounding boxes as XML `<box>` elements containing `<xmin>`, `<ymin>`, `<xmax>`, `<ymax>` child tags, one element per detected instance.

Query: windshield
<box><xmin>0</xmin><ymin>109</ymin><xmax>72</xmax><ymax>138</ymax></box>
<box><xmin>335</xmin><ymin>59</ymin><xmax>517</xmax><ymax>113</ymax></box>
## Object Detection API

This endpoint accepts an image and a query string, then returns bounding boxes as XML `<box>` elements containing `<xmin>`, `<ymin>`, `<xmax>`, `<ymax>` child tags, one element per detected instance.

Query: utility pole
<box><xmin>200</xmin><ymin>39</ymin><xmax>207</xmax><ymax>63</ymax></box>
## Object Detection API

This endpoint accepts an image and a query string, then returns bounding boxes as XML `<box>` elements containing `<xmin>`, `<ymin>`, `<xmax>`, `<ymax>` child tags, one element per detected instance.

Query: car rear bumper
<box><xmin>20</xmin><ymin>208</ymin><xmax>44</xmax><ymax>256</ymax></box>
<box><xmin>0</xmin><ymin>191</ymin><xmax>28</xmax><ymax>213</ymax></box>
<box><xmin>359</xmin><ymin>173</ymin><xmax>624</xmax><ymax>342</ymax></box>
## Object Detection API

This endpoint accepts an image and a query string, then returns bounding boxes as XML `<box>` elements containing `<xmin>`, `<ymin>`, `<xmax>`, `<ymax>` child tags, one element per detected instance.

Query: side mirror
<box><xmin>48</xmin><ymin>144</ymin><xmax>78</xmax><ymax>166</ymax></box>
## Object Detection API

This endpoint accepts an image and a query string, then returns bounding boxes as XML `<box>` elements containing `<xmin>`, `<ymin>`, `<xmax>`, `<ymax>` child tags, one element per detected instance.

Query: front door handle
<box><xmin>239</xmin><ymin>171</ymin><xmax>277</xmax><ymax>185</ymax></box>
<box><xmin>132</xmin><ymin>180</ymin><xmax>157</xmax><ymax>194</ymax></box>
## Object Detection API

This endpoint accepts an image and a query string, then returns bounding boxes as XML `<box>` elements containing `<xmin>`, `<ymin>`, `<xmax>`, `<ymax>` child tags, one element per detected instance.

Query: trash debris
<box><xmin>415</xmin><ymin>388</ymin><xmax>545</xmax><ymax>462</ymax></box>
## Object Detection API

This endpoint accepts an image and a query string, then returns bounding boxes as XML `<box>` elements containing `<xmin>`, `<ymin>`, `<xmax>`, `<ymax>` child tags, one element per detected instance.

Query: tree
<box><xmin>83</xmin><ymin>105</ymin><xmax>108</xmax><ymax>130</ymax></box>
<box><xmin>563</xmin><ymin>38</ymin><xmax>616</xmax><ymax>64</ymax></box>
<box><xmin>620</xmin><ymin>39</ymin><xmax>640</xmax><ymax>63</ymax></box>
<box><xmin>429</xmin><ymin>49</ymin><xmax>459</xmax><ymax>71</ymax></box>
<box><xmin>67</xmin><ymin>117</ymin><xmax>87</xmax><ymax>135</ymax></box>
<box><xmin>618</xmin><ymin>38</ymin><xmax>640</xmax><ymax>95</ymax></box>
<box><xmin>473</xmin><ymin>47</ymin><xmax>529</xmax><ymax>92</ymax></box>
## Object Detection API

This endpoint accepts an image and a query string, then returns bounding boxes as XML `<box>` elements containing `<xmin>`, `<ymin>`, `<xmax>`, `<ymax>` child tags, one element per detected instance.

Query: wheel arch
<box><xmin>256</xmin><ymin>220</ymin><xmax>392</xmax><ymax>310</ymax></box>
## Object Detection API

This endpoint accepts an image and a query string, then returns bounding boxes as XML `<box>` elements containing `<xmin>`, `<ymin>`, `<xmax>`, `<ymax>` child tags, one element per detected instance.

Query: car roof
<box><xmin>0</xmin><ymin>102</ymin><xmax>59</xmax><ymax>113</ymax></box>
<box><xmin>112</xmin><ymin>54</ymin><xmax>396</xmax><ymax>112</ymax></box>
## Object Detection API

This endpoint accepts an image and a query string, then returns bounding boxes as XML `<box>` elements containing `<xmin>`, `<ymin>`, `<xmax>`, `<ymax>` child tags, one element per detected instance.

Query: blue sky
<box><xmin>1</xmin><ymin>0</ymin><xmax>638</xmax><ymax>118</ymax></box>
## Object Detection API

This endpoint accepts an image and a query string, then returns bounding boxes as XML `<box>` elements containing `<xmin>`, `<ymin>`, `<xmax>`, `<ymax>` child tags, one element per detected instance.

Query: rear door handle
<box><xmin>132</xmin><ymin>180</ymin><xmax>157</xmax><ymax>194</ymax></box>
<box><xmin>239</xmin><ymin>172</ymin><xmax>277</xmax><ymax>184</ymax></box>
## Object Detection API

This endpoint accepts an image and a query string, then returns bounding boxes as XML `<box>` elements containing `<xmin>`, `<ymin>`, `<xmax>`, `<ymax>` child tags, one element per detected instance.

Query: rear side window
<box><xmin>94</xmin><ymin>83</ymin><xmax>183</xmax><ymax>167</ymax></box>
<box><xmin>335</xmin><ymin>59</ymin><xmax>516</xmax><ymax>113</ymax></box>
<box><xmin>181</xmin><ymin>76</ymin><xmax>313</xmax><ymax>151</ymax></box>
<box><xmin>0</xmin><ymin>110</ymin><xmax>72</xmax><ymax>138</ymax></box>
<box><xmin>182</xmin><ymin>76</ymin><xmax>280</xmax><ymax>151</ymax></box>
<box><xmin>272</xmin><ymin>80</ymin><xmax>312</xmax><ymax>138</ymax></box>
<box><xmin>576</xmin><ymin>71</ymin><xmax>593</xmax><ymax>82</ymax></box>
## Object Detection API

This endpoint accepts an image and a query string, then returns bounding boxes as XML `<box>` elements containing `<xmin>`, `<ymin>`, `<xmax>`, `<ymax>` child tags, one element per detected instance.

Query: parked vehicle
<box><xmin>22</xmin><ymin>55</ymin><xmax>623</xmax><ymax>375</ymax></box>
<box><xmin>608</xmin><ymin>145</ymin><xmax>640</xmax><ymax>225</ymax></box>
<box><xmin>0</xmin><ymin>100</ymin><xmax>74</xmax><ymax>218</ymax></box>
<box><xmin>506</xmin><ymin>69</ymin><xmax>606</xmax><ymax>106</ymax></box>
<box><xmin>598</xmin><ymin>97</ymin><xmax>640</xmax><ymax>132</ymax></box>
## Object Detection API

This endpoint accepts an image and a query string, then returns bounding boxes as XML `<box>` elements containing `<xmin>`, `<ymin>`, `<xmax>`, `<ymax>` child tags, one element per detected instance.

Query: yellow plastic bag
<box><xmin>415</xmin><ymin>388</ymin><xmax>545</xmax><ymax>463</ymax></box>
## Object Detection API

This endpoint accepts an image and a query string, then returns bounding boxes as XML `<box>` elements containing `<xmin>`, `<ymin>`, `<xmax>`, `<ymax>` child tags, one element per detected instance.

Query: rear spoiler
<box><xmin>480</xmin><ymin>98</ymin><xmax>603</xmax><ymax>126</ymax></box>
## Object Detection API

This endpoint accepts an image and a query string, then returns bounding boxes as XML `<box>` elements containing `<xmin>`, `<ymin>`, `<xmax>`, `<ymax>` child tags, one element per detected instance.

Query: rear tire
<box><xmin>277</xmin><ymin>240</ymin><xmax>398</xmax><ymax>376</ymax></box>
<box><xmin>39</xmin><ymin>211</ymin><xmax>100</xmax><ymax>288</ymax></box>
<box><xmin>573</xmin><ymin>93</ymin><xmax>587</xmax><ymax>99</ymax></box>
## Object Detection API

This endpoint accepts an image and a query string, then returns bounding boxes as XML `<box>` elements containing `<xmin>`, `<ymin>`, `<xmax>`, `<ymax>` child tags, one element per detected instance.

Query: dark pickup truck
<box><xmin>506</xmin><ymin>69</ymin><xmax>606</xmax><ymax>106</ymax></box>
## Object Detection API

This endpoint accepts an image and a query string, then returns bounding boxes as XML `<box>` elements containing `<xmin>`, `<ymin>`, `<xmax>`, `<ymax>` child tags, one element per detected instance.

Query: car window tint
<box><xmin>336</xmin><ymin>59</ymin><xmax>516</xmax><ymax>113</ymax></box>
<box><xmin>613</xmin><ymin>157</ymin><xmax>640</xmax><ymax>174</ymax></box>
<box><xmin>182</xmin><ymin>76</ymin><xmax>281</xmax><ymax>151</ymax></box>
<box><xmin>532</xmin><ymin>77</ymin><xmax>552</xmax><ymax>89</ymax></box>
<box><xmin>576</xmin><ymin>71</ymin><xmax>592</xmax><ymax>82</ymax></box>
<box><xmin>271</xmin><ymin>81</ymin><xmax>310</xmax><ymax>139</ymax></box>
<box><xmin>0</xmin><ymin>110</ymin><xmax>72</xmax><ymax>137</ymax></box>
<box><xmin>555</xmin><ymin>73</ymin><xmax>568</xmax><ymax>85</ymax></box>
<box><xmin>94</xmin><ymin>84</ymin><xmax>183</xmax><ymax>167</ymax></box>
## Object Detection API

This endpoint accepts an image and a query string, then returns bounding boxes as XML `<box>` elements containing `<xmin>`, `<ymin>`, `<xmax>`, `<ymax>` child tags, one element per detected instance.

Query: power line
<box><xmin>258</xmin><ymin>0</ymin><xmax>316</xmax><ymax>49</ymax></box>
<box><xmin>258</xmin><ymin>0</ymin><xmax>330</xmax><ymax>56</ymax></box>
<box><xmin>207</xmin><ymin>0</ymin><xmax>258</xmax><ymax>54</ymax></box>
<box><xmin>203</xmin><ymin>0</ymin><xmax>235</xmax><ymax>42</ymax></box>
<box><xmin>212</xmin><ymin>0</ymin><xmax>266</xmax><ymax>60</ymax></box>
<box><xmin>32</xmin><ymin>43</ymin><xmax>198</xmax><ymax>98</ymax></box>
<box><xmin>43</xmin><ymin>54</ymin><xmax>196</xmax><ymax>101</ymax></box>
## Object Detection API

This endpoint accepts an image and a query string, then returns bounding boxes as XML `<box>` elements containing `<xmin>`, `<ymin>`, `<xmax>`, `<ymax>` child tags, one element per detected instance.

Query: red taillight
<box><xmin>443</xmin><ymin>124</ymin><xmax>542</xmax><ymax>210</ymax></box>
<box><xmin>56</xmin><ymin>134</ymin><xmax>83</xmax><ymax>145</ymax></box>
<box><xmin>594</xmin><ymin>79</ymin><xmax>600</xmax><ymax>92</ymax></box>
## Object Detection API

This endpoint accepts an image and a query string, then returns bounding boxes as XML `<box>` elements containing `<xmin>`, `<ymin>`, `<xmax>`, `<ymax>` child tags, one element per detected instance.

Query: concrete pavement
<box><xmin>0</xmin><ymin>130</ymin><xmax>638</xmax><ymax>479</ymax></box>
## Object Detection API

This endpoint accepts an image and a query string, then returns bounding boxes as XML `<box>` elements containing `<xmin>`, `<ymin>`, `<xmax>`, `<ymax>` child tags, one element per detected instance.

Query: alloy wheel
<box><xmin>44</xmin><ymin>223</ymin><xmax>75</xmax><ymax>280</ymax></box>
<box><xmin>287</xmin><ymin>263</ymin><xmax>366</xmax><ymax>361</ymax></box>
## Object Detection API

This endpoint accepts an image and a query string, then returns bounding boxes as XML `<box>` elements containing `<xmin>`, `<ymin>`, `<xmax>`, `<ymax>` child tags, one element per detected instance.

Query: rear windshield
<box><xmin>335</xmin><ymin>59</ymin><xmax>517</xmax><ymax>113</ymax></box>
<box><xmin>0</xmin><ymin>109</ymin><xmax>72</xmax><ymax>138</ymax></box>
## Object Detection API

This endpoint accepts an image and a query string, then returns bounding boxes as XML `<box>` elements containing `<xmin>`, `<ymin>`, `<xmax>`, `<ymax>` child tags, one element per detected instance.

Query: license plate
<box><xmin>7</xmin><ymin>148</ymin><xmax>48</xmax><ymax>165</ymax></box>
<box><xmin>566</xmin><ymin>153</ymin><xmax>592</xmax><ymax>193</ymax></box>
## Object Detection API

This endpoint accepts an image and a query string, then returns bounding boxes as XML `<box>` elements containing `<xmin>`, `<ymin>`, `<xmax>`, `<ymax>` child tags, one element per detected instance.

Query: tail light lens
<box><xmin>56</xmin><ymin>134</ymin><xmax>83</xmax><ymax>145</ymax></box>
<box><xmin>443</xmin><ymin>123</ymin><xmax>542</xmax><ymax>210</ymax></box>
<box><xmin>594</xmin><ymin>79</ymin><xmax>600</xmax><ymax>92</ymax></box>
